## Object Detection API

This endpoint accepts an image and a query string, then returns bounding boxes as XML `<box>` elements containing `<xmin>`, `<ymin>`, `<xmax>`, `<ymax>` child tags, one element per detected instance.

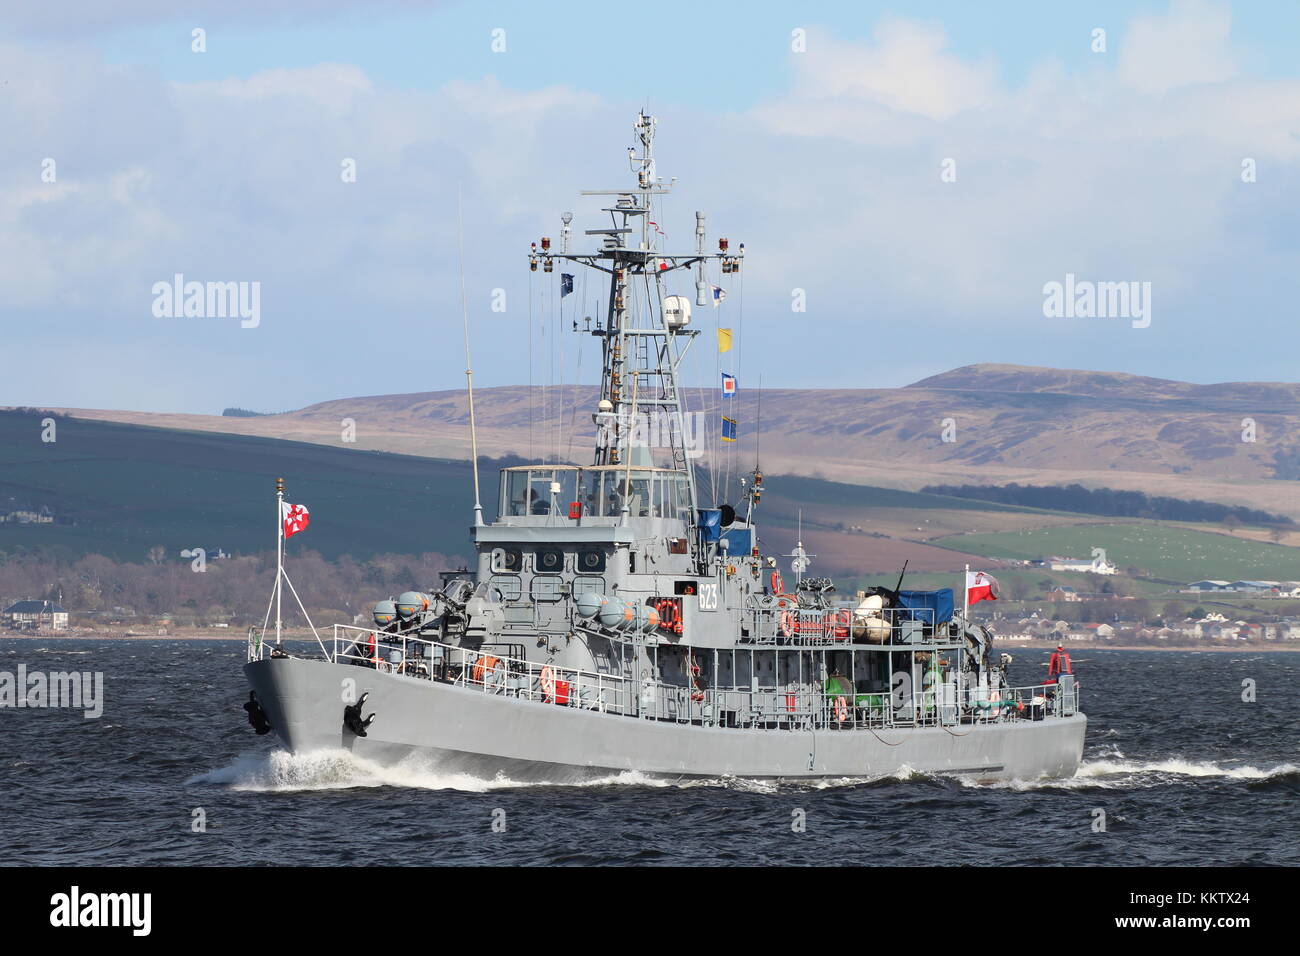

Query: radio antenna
<box><xmin>458</xmin><ymin>185</ymin><xmax>484</xmax><ymax>526</ymax></box>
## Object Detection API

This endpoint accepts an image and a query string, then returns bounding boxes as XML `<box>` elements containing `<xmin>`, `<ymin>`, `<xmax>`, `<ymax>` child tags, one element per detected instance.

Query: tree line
<box><xmin>921</xmin><ymin>483</ymin><xmax>1292</xmax><ymax>526</ymax></box>
<box><xmin>0</xmin><ymin>549</ymin><xmax>462</xmax><ymax>628</ymax></box>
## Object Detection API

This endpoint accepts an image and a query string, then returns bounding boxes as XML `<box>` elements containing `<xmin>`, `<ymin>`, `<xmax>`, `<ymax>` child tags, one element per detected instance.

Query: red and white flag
<box><xmin>966</xmin><ymin>570</ymin><xmax>1000</xmax><ymax>606</ymax></box>
<box><xmin>282</xmin><ymin>502</ymin><xmax>310</xmax><ymax>539</ymax></box>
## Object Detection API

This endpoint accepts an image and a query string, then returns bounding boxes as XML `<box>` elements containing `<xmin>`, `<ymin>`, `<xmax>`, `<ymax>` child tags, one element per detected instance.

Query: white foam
<box><xmin>964</xmin><ymin>757</ymin><xmax>1298</xmax><ymax>791</ymax></box>
<box><xmin>188</xmin><ymin>749</ymin><xmax>522</xmax><ymax>793</ymax></box>
<box><xmin>189</xmin><ymin>749</ymin><xmax>1296</xmax><ymax>795</ymax></box>
<box><xmin>1076</xmin><ymin>757</ymin><xmax>1297</xmax><ymax>781</ymax></box>
<box><xmin>189</xmin><ymin>749</ymin><xmax>695</xmax><ymax>793</ymax></box>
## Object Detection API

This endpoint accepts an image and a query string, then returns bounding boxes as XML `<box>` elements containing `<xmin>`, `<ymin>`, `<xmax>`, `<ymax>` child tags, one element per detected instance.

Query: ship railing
<box><xmin>326</xmin><ymin>624</ymin><xmax>636</xmax><ymax>716</ymax></box>
<box><xmin>745</xmin><ymin>605</ymin><xmax>948</xmax><ymax>646</ymax></box>
<box><xmin>318</xmin><ymin>625</ymin><xmax>1078</xmax><ymax>728</ymax></box>
<box><xmin>702</xmin><ymin>678</ymin><xmax>1078</xmax><ymax>731</ymax></box>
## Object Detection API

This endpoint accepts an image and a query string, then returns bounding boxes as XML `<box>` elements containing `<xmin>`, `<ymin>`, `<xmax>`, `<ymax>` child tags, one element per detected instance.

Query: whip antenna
<box><xmin>458</xmin><ymin>186</ymin><xmax>484</xmax><ymax>526</ymax></box>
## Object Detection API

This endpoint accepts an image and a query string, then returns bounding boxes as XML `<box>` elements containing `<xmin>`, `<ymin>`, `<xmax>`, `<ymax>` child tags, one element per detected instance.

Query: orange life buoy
<box><xmin>366</xmin><ymin>631</ymin><xmax>377</xmax><ymax>664</ymax></box>
<box><xmin>780</xmin><ymin>610</ymin><xmax>796</xmax><ymax>637</ymax></box>
<box><xmin>472</xmin><ymin>655</ymin><xmax>501</xmax><ymax>684</ymax></box>
<box><xmin>655</xmin><ymin>598</ymin><xmax>683</xmax><ymax>635</ymax></box>
<box><xmin>835</xmin><ymin>695</ymin><xmax>849</xmax><ymax>723</ymax></box>
<box><xmin>770</xmin><ymin>572</ymin><xmax>785</xmax><ymax>595</ymax></box>
<box><xmin>540</xmin><ymin>664</ymin><xmax>557</xmax><ymax>702</ymax></box>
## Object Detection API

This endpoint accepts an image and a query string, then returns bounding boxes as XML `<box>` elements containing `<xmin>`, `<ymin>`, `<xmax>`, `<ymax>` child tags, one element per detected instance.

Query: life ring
<box><xmin>540</xmin><ymin>664</ymin><xmax>557</xmax><ymax>702</ymax></box>
<box><xmin>779</xmin><ymin>610</ymin><xmax>796</xmax><ymax>637</ymax></box>
<box><xmin>691</xmin><ymin>690</ymin><xmax>705</xmax><ymax>702</ymax></box>
<box><xmin>366</xmin><ymin>631</ymin><xmax>378</xmax><ymax>665</ymax></box>
<box><xmin>834</xmin><ymin>695</ymin><xmax>849</xmax><ymax>723</ymax></box>
<box><xmin>472</xmin><ymin>655</ymin><xmax>501</xmax><ymax>684</ymax></box>
<box><xmin>655</xmin><ymin>598</ymin><xmax>683</xmax><ymax>635</ymax></box>
<box><xmin>770</xmin><ymin>572</ymin><xmax>785</xmax><ymax>595</ymax></box>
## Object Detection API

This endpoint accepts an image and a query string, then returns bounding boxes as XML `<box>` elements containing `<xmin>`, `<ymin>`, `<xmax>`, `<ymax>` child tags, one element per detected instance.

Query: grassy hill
<box><xmin>0</xmin><ymin>410</ymin><xmax>1031</xmax><ymax>569</ymax></box>
<box><xmin>34</xmin><ymin>363</ymin><xmax>1300</xmax><ymax>522</ymax></box>
<box><xmin>0</xmin><ymin>411</ymin><xmax>489</xmax><ymax>562</ymax></box>
<box><xmin>5</xmin><ymin>409</ymin><xmax>1300</xmax><ymax>585</ymax></box>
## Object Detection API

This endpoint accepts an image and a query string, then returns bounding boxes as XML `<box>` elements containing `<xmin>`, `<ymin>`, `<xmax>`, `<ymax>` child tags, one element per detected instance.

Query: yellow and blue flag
<box><xmin>721</xmin><ymin>416</ymin><xmax>737</xmax><ymax>442</ymax></box>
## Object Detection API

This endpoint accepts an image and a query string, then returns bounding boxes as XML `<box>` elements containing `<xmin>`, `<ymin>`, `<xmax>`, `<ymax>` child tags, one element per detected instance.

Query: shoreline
<box><xmin>2</xmin><ymin>632</ymin><xmax>1298</xmax><ymax>652</ymax></box>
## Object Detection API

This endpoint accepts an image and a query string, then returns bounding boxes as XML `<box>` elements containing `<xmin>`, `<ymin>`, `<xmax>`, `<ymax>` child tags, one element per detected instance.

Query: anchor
<box><xmin>243</xmin><ymin>691</ymin><xmax>271</xmax><ymax>735</ymax></box>
<box><xmin>343</xmin><ymin>691</ymin><xmax>377</xmax><ymax>737</ymax></box>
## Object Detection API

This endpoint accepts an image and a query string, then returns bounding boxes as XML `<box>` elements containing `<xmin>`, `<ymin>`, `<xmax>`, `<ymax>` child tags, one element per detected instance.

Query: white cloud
<box><xmin>1118</xmin><ymin>0</ymin><xmax>1238</xmax><ymax>95</ymax></box>
<box><xmin>1</xmin><ymin>1</ymin><xmax>1298</xmax><ymax>413</ymax></box>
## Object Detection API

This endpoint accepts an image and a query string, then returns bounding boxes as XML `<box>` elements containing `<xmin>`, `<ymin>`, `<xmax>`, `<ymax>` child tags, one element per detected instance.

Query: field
<box><xmin>938</xmin><ymin>523</ymin><xmax>1300</xmax><ymax>583</ymax></box>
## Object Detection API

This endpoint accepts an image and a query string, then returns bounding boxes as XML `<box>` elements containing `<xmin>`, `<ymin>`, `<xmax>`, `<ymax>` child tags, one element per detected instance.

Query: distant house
<box><xmin>1206</xmin><ymin>623</ymin><xmax>1241</xmax><ymax>642</ymax></box>
<box><xmin>1047</xmin><ymin>586</ymin><xmax>1081</xmax><ymax>602</ymax></box>
<box><xmin>1039</xmin><ymin>555</ymin><xmax>1118</xmax><ymax>575</ymax></box>
<box><xmin>1186</xmin><ymin>580</ymin><xmax>1232</xmax><ymax>592</ymax></box>
<box><xmin>0</xmin><ymin>507</ymin><xmax>55</xmax><ymax>525</ymax></box>
<box><xmin>1231</xmin><ymin>581</ymin><xmax>1281</xmax><ymax>594</ymax></box>
<box><xmin>3</xmin><ymin>599</ymin><xmax>69</xmax><ymax>630</ymax></box>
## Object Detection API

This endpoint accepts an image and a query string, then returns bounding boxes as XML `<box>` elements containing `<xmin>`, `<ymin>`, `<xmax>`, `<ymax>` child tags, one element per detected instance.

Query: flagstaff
<box><xmin>275</xmin><ymin>477</ymin><xmax>284</xmax><ymax>645</ymax></box>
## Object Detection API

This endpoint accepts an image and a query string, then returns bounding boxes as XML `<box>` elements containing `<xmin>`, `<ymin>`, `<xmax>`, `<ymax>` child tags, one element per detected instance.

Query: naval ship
<box><xmin>244</xmin><ymin>113</ymin><xmax>1086</xmax><ymax>782</ymax></box>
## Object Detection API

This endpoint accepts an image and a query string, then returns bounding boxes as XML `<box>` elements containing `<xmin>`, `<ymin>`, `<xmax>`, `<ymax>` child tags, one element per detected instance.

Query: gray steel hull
<box><xmin>245</xmin><ymin>658</ymin><xmax>1086</xmax><ymax>783</ymax></box>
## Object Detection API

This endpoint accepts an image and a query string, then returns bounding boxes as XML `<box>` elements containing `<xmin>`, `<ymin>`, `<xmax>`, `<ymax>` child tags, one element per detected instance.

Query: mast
<box><xmin>529</xmin><ymin>111</ymin><xmax>744</xmax><ymax>532</ymax></box>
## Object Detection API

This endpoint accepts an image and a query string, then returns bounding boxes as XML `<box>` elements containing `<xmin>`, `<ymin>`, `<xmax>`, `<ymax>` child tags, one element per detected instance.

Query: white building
<box><xmin>3</xmin><ymin>600</ymin><xmax>69</xmax><ymax>630</ymax></box>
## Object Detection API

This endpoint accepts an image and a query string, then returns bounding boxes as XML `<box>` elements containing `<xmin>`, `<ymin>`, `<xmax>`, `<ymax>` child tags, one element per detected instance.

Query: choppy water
<box><xmin>3</xmin><ymin>640</ymin><xmax>1296</xmax><ymax>865</ymax></box>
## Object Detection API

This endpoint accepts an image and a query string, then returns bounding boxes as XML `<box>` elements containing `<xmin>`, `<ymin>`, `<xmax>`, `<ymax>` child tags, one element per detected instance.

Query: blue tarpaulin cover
<box><xmin>896</xmin><ymin>588</ymin><xmax>955</xmax><ymax>626</ymax></box>
<box><xmin>721</xmin><ymin>528</ymin><xmax>753</xmax><ymax>554</ymax></box>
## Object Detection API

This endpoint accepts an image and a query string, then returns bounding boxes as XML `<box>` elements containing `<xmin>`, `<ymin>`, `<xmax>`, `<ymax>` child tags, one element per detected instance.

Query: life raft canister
<box><xmin>472</xmin><ymin>655</ymin><xmax>502</xmax><ymax>684</ymax></box>
<box><xmin>553</xmin><ymin>679</ymin><xmax>571</xmax><ymax>705</ymax></box>
<box><xmin>832</xmin><ymin>609</ymin><xmax>851</xmax><ymax>640</ymax></box>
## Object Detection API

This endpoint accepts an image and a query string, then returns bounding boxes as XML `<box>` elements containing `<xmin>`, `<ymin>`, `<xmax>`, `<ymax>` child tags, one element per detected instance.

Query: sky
<box><xmin>2</xmin><ymin>0</ymin><xmax>1299</xmax><ymax>414</ymax></box>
